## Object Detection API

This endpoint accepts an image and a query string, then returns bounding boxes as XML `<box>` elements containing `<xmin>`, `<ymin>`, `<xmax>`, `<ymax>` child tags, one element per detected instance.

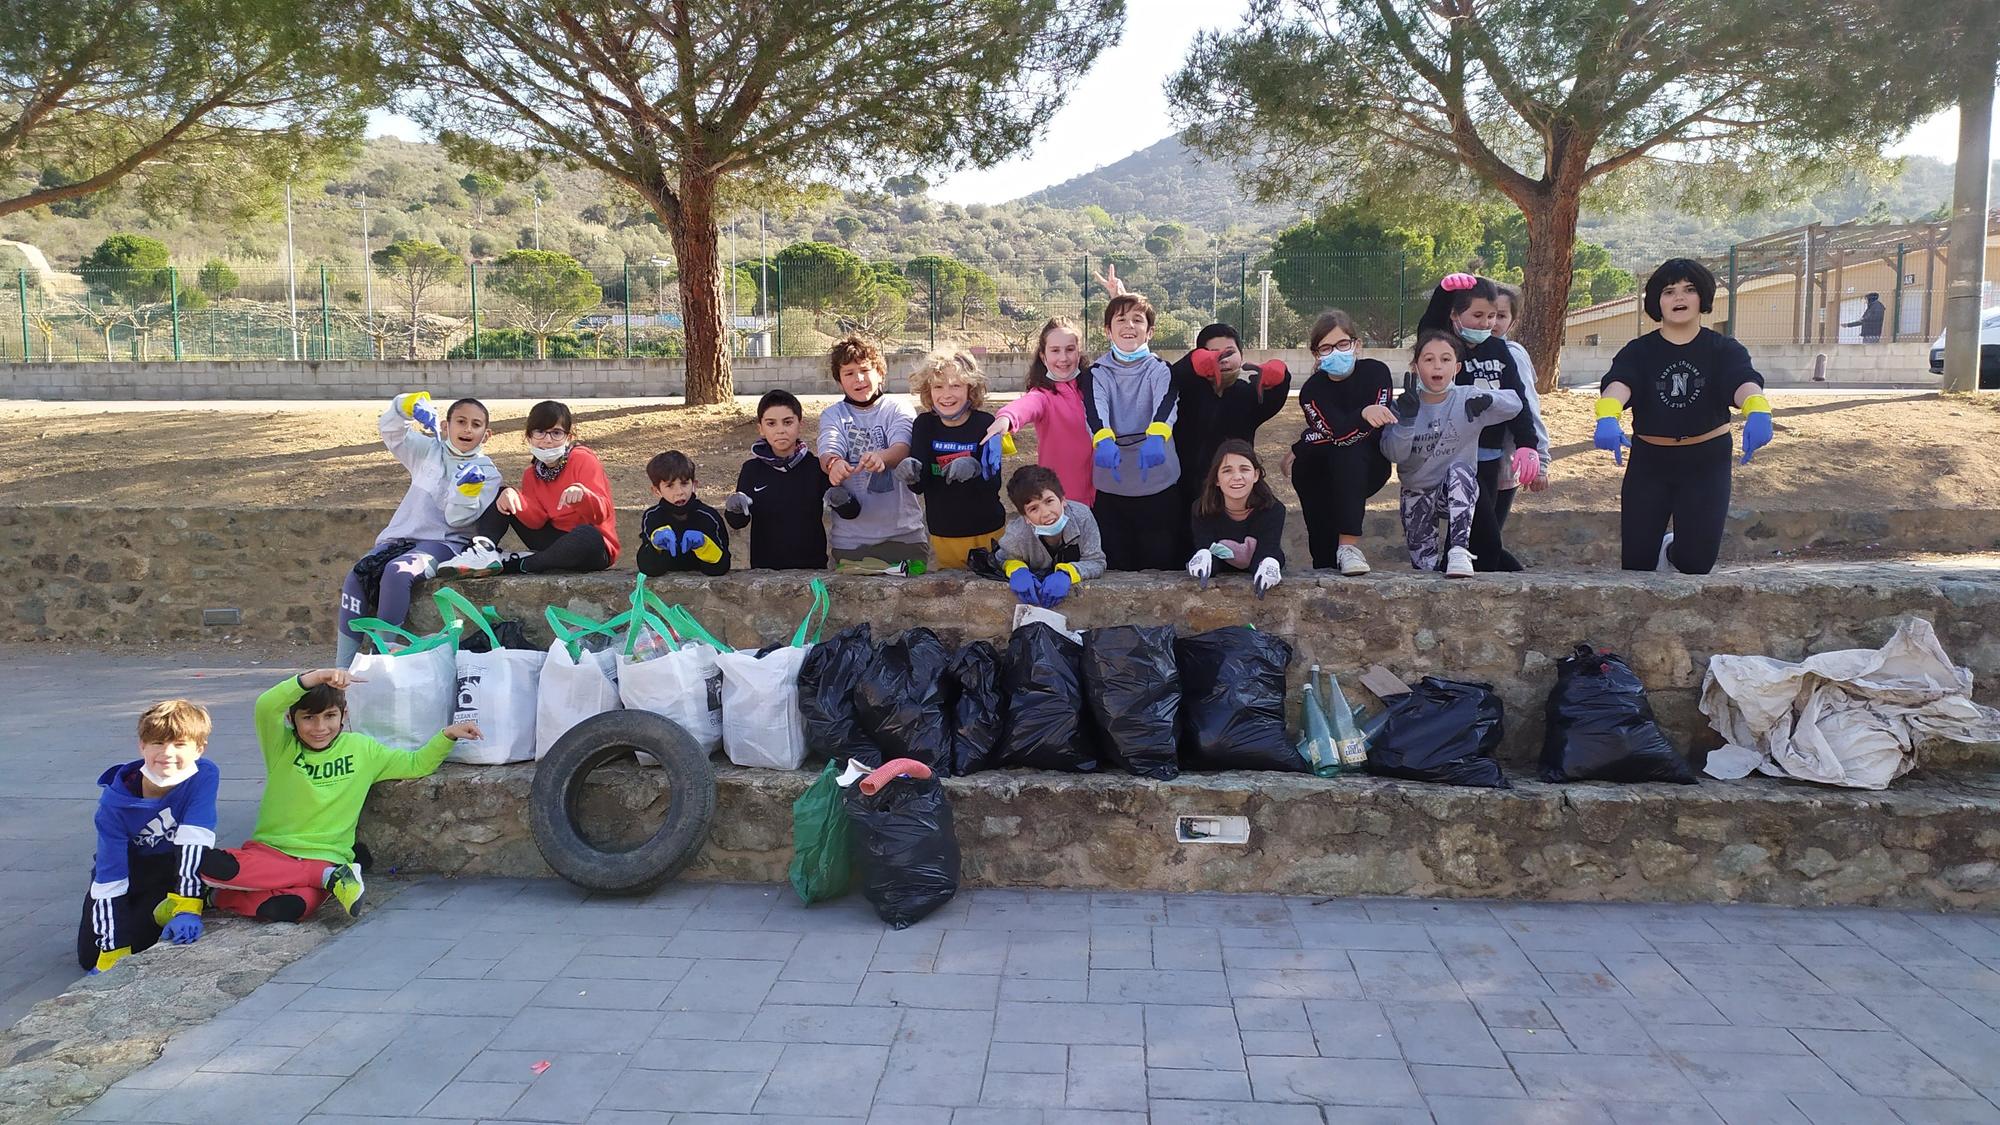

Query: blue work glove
<box><xmin>1038</xmin><ymin>567</ymin><xmax>1074</xmax><ymax>607</ymax></box>
<box><xmin>649</xmin><ymin>526</ymin><xmax>681</xmax><ymax>555</ymax></box>
<box><xmin>161</xmin><ymin>912</ymin><xmax>204</xmax><ymax>945</ymax></box>
<box><xmin>1592</xmin><ymin>416</ymin><xmax>1630</xmax><ymax>466</ymax></box>
<box><xmin>1740</xmin><ymin>394</ymin><xmax>1773</xmax><ymax>464</ymax></box>
<box><xmin>1091</xmin><ymin>430</ymin><xmax>1121</xmax><ymax>482</ymax></box>
<box><xmin>678</xmin><ymin>529</ymin><xmax>723</xmax><ymax>564</ymax></box>
<box><xmin>1137</xmin><ymin>422</ymin><xmax>1170</xmax><ymax>478</ymax></box>
<box><xmin>453</xmin><ymin>461</ymin><xmax>494</xmax><ymax>497</ymax></box>
<box><xmin>979</xmin><ymin>435</ymin><xmax>1004</xmax><ymax>479</ymax></box>
<box><xmin>1008</xmin><ymin>566</ymin><xmax>1040</xmax><ymax>605</ymax></box>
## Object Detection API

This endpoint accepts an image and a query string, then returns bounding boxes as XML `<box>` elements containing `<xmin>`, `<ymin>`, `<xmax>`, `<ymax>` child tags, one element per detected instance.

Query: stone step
<box><xmin>407</xmin><ymin>560</ymin><xmax>2000</xmax><ymax>767</ymax></box>
<box><xmin>358</xmin><ymin>760</ymin><xmax>2000</xmax><ymax>911</ymax></box>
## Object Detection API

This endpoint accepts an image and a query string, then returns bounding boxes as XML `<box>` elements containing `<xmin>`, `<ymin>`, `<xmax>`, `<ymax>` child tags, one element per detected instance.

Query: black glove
<box><xmin>1464</xmin><ymin>392</ymin><xmax>1492</xmax><ymax>422</ymax></box>
<box><xmin>1393</xmin><ymin>372</ymin><xmax>1420</xmax><ymax>421</ymax></box>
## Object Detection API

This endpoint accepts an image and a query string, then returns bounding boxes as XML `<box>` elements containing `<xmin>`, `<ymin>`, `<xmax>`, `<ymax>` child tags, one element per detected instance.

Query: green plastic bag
<box><xmin>789</xmin><ymin>760</ymin><xmax>854</xmax><ymax>904</ymax></box>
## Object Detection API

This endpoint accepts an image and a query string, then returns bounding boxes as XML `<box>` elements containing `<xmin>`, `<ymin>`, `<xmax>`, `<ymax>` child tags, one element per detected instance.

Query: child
<box><xmin>897</xmin><ymin>350</ymin><xmax>1007</xmax><ymax>569</ymax></box>
<box><xmin>1595</xmin><ymin>258</ymin><xmax>1772</xmax><ymax>574</ymax></box>
<box><xmin>987</xmin><ymin>317</ymin><xmax>1094</xmax><ymax>506</ymax></box>
<box><xmin>1416</xmin><ymin>274</ymin><xmax>1542</xmax><ymax>571</ymax></box>
<box><xmin>1289</xmin><ymin>309</ymin><xmax>1397</xmax><ymax>575</ymax></box>
<box><xmin>1490</xmin><ymin>284</ymin><xmax>1553</xmax><ymax>527</ymax></box>
<box><xmin>335</xmin><ymin>393</ymin><xmax>500</xmax><ymax>668</ymax></box>
<box><xmin>78</xmin><ymin>700</ymin><xmax>218</xmax><ymax>973</ymax></box>
<box><xmin>638</xmin><ymin>450</ymin><xmax>731</xmax><ymax>577</ymax></box>
<box><xmin>200</xmin><ymin>670</ymin><xmax>478</xmax><ymax>921</ymax></box>
<box><xmin>1170</xmin><ymin>323</ymin><xmax>1291</xmax><ymax>549</ymax></box>
<box><xmin>1185</xmin><ymin>440</ymin><xmax>1287</xmax><ymax>597</ymax></box>
<box><xmin>1081</xmin><ymin>293</ymin><xmax>1183</xmax><ymax>571</ymax></box>
<box><xmin>994</xmin><ymin>465</ymin><xmax>1105</xmax><ymax>608</ymax></box>
<box><xmin>1380</xmin><ymin>332</ymin><xmax>1522</xmax><ymax>577</ymax></box>
<box><xmin>724</xmin><ymin>389</ymin><xmax>857</xmax><ymax>570</ymax></box>
<box><xmin>816</xmin><ymin>334</ymin><xmax>929</xmax><ymax>568</ymax></box>
<box><xmin>442</xmin><ymin>399</ymin><xmax>619</xmax><ymax>576</ymax></box>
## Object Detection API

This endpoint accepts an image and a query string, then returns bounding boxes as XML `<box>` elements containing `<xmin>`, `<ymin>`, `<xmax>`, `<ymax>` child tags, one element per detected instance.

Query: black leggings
<box><xmin>1293</xmin><ymin>443</ymin><xmax>1391</xmax><ymax>569</ymax></box>
<box><xmin>1621</xmin><ymin>434</ymin><xmax>1732</xmax><ymax>574</ymax></box>
<box><xmin>474</xmin><ymin>506</ymin><xmax>614</xmax><ymax>573</ymax></box>
<box><xmin>1471</xmin><ymin>458</ymin><xmax>1523</xmax><ymax>572</ymax></box>
<box><xmin>1095</xmin><ymin>489</ymin><xmax>1188</xmax><ymax>572</ymax></box>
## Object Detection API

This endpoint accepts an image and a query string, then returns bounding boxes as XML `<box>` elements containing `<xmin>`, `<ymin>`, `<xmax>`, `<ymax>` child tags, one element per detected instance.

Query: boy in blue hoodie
<box><xmin>76</xmin><ymin>699</ymin><xmax>219</xmax><ymax>973</ymax></box>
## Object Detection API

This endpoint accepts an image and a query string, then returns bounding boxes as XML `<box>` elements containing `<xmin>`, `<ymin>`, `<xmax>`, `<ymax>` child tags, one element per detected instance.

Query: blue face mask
<box><xmin>1317</xmin><ymin>351</ymin><xmax>1356</xmax><ymax>378</ymax></box>
<box><xmin>1109</xmin><ymin>343</ymin><xmax>1151</xmax><ymax>363</ymax></box>
<box><xmin>1458</xmin><ymin>326</ymin><xmax>1492</xmax><ymax>346</ymax></box>
<box><xmin>1033</xmin><ymin>513</ymin><xmax>1070</xmax><ymax>537</ymax></box>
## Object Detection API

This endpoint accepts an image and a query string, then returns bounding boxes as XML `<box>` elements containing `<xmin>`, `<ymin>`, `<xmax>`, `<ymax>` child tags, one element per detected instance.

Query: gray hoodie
<box><xmin>1081</xmin><ymin>351</ymin><xmax>1180</xmax><ymax>498</ymax></box>
<box><xmin>994</xmin><ymin>501</ymin><xmax>1107</xmax><ymax>580</ymax></box>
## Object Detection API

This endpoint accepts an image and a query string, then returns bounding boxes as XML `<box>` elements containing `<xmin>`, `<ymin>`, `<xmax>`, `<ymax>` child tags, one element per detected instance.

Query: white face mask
<box><xmin>531</xmin><ymin>443</ymin><xmax>570</xmax><ymax>465</ymax></box>
<box><xmin>140</xmin><ymin>762</ymin><xmax>195</xmax><ymax>788</ymax></box>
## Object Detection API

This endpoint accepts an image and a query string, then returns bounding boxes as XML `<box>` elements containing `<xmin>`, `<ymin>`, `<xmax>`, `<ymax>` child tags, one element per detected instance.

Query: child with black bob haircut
<box><xmin>639</xmin><ymin>450</ymin><xmax>731</xmax><ymax>576</ymax></box>
<box><xmin>1185</xmin><ymin>439</ymin><xmax>1287</xmax><ymax>597</ymax></box>
<box><xmin>1594</xmin><ymin>257</ymin><xmax>1772</xmax><ymax>574</ymax></box>
<box><xmin>724</xmin><ymin>389</ymin><xmax>856</xmax><ymax>569</ymax></box>
<box><xmin>1416</xmin><ymin>274</ymin><xmax>1542</xmax><ymax>571</ymax></box>
<box><xmin>994</xmin><ymin>464</ymin><xmax>1105</xmax><ymax>608</ymax></box>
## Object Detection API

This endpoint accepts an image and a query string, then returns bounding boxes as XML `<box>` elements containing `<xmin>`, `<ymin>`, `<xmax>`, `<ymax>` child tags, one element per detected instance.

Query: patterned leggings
<box><xmin>1399</xmin><ymin>461</ymin><xmax>1478</xmax><ymax>571</ymax></box>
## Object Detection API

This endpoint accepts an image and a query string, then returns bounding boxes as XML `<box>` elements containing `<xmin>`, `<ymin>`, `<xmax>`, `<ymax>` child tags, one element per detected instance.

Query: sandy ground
<box><xmin>1</xmin><ymin>390</ymin><xmax>1996</xmax><ymax>513</ymax></box>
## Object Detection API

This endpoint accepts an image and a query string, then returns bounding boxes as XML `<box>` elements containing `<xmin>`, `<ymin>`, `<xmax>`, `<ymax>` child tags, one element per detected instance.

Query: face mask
<box><xmin>1458</xmin><ymin>326</ymin><xmax>1492</xmax><ymax>346</ymax></box>
<box><xmin>1109</xmin><ymin>343</ymin><xmax>1150</xmax><ymax>363</ymax></box>
<box><xmin>140</xmin><ymin>762</ymin><xmax>193</xmax><ymax>788</ymax></box>
<box><xmin>530</xmin><ymin>443</ymin><xmax>570</xmax><ymax>465</ymax></box>
<box><xmin>1033</xmin><ymin>513</ymin><xmax>1070</xmax><ymax>537</ymax></box>
<box><xmin>1043</xmin><ymin>365</ymin><xmax>1079</xmax><ymax>383</ymax></box>
<box><xmin>1317</xmin><ymin>351</ymin><xmax>1356</xmax><ymax>378</ymax></box>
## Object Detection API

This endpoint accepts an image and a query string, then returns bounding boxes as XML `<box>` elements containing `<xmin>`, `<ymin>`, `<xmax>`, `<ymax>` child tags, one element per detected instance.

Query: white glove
<box><xmin>893</xmin><ymin>458</ymin><xmax>922</xmax><ymax>485</ymax></box>
<box><xmin>1186</xmin><ymin>549</ymin><xmax>1213</xmax><ymax>582</ymax></box>
<box><xmin>1253</xmin><ymin>556</ymin><xmax>1282</xmax><ymax>598</ymax></box>
<box><xmin>942</xmin><ymin>456</ymin><xmax>982</xmax><ymax>484</ymax></box>
<box><xmin>723</xmin><ymin>491</ymin><xmax>753</xmax><ymax>516</ymax></box>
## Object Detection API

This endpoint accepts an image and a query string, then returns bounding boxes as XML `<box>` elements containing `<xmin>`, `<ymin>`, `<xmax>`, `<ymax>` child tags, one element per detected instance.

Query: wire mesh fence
<box><xmin>1</xmin><ymin>249</ymin><xmax>1760</xmax><ymax>364</ymax></box>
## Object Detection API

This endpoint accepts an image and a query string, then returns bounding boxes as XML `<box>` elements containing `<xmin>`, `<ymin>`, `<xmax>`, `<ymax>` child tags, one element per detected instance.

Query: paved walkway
<box><xmin>15</xmin><ymin>650</ymin><xmax>2000</xmax><ymax>1123</ymax></box>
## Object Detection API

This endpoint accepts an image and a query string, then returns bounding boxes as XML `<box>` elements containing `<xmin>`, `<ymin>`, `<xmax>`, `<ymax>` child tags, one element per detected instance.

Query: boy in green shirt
<box><xmin>199</xmin><ymin>669</ymin><xmax>478</xmax><ymax>920</ymax></box>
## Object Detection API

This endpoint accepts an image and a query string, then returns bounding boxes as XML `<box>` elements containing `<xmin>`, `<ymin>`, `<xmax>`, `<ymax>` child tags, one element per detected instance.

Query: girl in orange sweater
<box><xmin>438</xmin><ymin>400</ymin><xmax>620</xmax><ymax>575</ymax></box>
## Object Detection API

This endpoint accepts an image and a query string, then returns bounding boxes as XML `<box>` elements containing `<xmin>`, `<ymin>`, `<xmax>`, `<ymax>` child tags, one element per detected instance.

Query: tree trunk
<box><xmin>668</xmin><ymin>171</ymin><xmax>732</xmax><ymax>405</ymax></box>
<box><xmin>1517</xmin><ymin>187</ymin><xmax>1584</xmax><ymax>395</ymax></box>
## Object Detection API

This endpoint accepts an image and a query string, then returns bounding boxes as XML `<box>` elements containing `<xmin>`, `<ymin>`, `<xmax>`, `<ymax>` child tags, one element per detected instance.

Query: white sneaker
<box><xmin>436</xmin><ymin>537</ymin><xmax>503</xmax><ymax>577</ymax></box>
<box><xmin>1657</xmin><ymin>531</ymin><xmax>1675</xmax><ymax>573</ymax></box>
<box><xmin>1336</xmin><ymin>544</ymin><xmax>1371</xmax><ymax>576</ymax></box>
<box><xmin>1445</xmin><ymin>547</ymin><xmax>1475</xmax><ymax>577</ymax></box>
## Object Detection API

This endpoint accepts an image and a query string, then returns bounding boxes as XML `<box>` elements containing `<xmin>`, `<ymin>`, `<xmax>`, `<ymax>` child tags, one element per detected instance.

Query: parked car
<box><xmin>1929</xmin><ymin>306</ymin><xmax>2000</xmax><ymax>388</ymax></box>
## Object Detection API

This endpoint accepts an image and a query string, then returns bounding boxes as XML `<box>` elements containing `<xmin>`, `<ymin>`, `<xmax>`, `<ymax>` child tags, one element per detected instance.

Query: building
<box><xmin>1565</xmin><ymin>212</ymin><xmax>2000</xmax><ymax>348</ymax></box>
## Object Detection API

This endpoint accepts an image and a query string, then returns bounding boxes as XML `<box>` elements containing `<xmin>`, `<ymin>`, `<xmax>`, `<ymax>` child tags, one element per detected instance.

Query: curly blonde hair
<box><xmin>906</xmin><ymin>348</ymin><xmax>988</xmax><ymax>411</ymax></box>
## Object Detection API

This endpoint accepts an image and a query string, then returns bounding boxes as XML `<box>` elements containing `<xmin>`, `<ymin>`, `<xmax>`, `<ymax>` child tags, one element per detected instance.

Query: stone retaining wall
<box><xmin>7</xmin><ymin>503</ymin><xmax>1995</xmax><ymax>647</ymax></box>
<box><xmin>359</xmin><ymin>762</ymin><xmax>2000</xmax><ymax>911</ymax></box>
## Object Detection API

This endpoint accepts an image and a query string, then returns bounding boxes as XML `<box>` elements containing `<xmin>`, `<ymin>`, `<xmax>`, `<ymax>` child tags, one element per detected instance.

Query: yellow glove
<box><xmin>93</xmin><ymin>946</ymin><xmax>131</xmax><ymax>973</ymax></box>
<box><xmin>1001</xmin><ymin>432</ymin><xmax>1017</xmax><ymax>456</ymax></box>
<box><xmin>152</xmin><ymin>893</ymin><xmax>204</xmax><ymax>925</ymax></box>
<box><xmin>1593</xmin><ymin>396</ymin><xmax>1622</xmax><ymax>420</ymax></box>
<box><xmin>1055</xmin><ymin>563</ymin><xmax>1082</xmax><ymax>585</ymax></box>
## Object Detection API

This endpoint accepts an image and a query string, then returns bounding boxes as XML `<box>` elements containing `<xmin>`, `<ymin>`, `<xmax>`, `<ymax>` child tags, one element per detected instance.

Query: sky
<box><xmin>366</xmin><ymin>2</ymin><xmax>1985</xmax><ymax>207</ymax></box>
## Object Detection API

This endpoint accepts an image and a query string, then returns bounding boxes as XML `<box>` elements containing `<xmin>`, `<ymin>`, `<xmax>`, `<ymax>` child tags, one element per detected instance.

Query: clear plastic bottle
<box><xmin>1299</xmin><ymin>669</ymin><xmax>1340</xmax><ymax>777</ymax></box>
<box><xmin>1325</xmin><ymin>670</ymin><xmax>1368</xmax><ymax>768</ymax></box>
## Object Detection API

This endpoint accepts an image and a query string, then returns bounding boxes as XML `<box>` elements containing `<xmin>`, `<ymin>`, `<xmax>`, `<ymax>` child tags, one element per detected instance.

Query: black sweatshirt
<box><xmin>1602</xmin><ymin>328</ymin><xmax>1765</xmax><ymax>440</ymax></box>
<box><xmin>1455</xmin><ymin>336</ymin><xmax>1540</xmax><ymax>452</ymax></box>
<box><xmin>1169</xmin><ymin>353</ymin><xmax>1294</xmax><ymax>485</ymax></box>
<box><xmin>1292</xmin><ymin>359</ymin><xmax>1394</xmax><ymax>455</ymax></box>
<box><xmin>729</xmin><ymin>443</ymin><xmax>845</xmax><ymax>570</ymax></box>
<box><xmin>906</xmin><ymin>410</ymin><xmax>1006</xmax><ymax>539</ymax></box>
<box><xmin>637</xmin><ymin>497</ymin><xmax>731</xmax><ymax>577</ymax></box>
<box><xmin>1190</xmin><ymin>502</ymin><xmax>1287</xmax><ymax>568</ymax></box>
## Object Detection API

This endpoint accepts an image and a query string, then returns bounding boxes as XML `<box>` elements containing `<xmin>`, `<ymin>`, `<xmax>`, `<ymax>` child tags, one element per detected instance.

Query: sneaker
<box><xmin>326</xmin><ymin>863</ymin><xmax>365</xmax><ymax>916</ymax></box>
<box><xmin>1445</xmin><ymin>547</ymin><xmax>1475</xmax><ymax>578</ymax></box>
<box><xmin>1657</xmin><ymin>531</ymin><xmax>1676</xmax><ymax>573</ymax></box>
<box><xmin>436</xmin><ymin>537</ymin><xmax>503</xmax><ymax>578</ymax></box>
<box><xmin>500</xmin><ymin>551</ymin><xmax>533</xmax><ymax>575</ymax></box>
<box><xmin>1336</xmin><ymin>544</ymin><xmax>1371</xmax><ymax>577</ymax></box>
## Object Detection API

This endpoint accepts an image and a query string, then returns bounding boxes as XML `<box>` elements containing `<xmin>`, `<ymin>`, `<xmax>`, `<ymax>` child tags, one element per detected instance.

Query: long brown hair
<box><xmin>1193</xmin><ymin>439</ymin><xmax>1278</xmax><ymax>520</ymax></box>
<box><xmin>1025</xmin><ymin>316</ymin><xmax>1085</xmax><ymax>394</ymax></box>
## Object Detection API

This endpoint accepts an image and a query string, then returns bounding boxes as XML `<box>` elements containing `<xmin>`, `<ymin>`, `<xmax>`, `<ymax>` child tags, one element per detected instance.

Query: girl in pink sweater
<box><xmin>986</xmin><ymin>316</ymin><xmax>1095</xmax><ymax>507</ymax></box>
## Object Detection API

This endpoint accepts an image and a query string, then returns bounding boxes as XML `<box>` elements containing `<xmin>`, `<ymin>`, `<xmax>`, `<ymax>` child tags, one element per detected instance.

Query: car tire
<box><xmin>529</xmin><ymin>710</ymin><xmax>716</xmax><ymax>894</ymax></box>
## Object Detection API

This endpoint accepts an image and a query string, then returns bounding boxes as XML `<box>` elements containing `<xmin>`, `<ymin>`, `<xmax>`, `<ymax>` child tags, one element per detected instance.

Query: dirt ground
<box><xmin>1</xmin><ymin>390</ymin><xmax>1997</xmax><ymax>513</ymax></box>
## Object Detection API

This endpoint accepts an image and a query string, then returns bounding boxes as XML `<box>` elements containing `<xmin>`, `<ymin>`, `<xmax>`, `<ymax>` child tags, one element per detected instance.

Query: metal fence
<box><xmin>3</xmin><ymin>250</ymin><xmax>1596</xmax><ymax>364</ymax></box>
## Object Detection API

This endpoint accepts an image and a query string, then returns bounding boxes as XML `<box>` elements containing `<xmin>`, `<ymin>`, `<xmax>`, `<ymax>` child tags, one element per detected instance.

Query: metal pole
<box><xmin>469</xmin><ymin>262</ymin><xmax>481</xmax><ymax>360</ymax></box>
<box><xmin>533</xmin><ymin>195</ymin><xmax>542</xmax><ymax>250</ymax></box>
<box><xmin>1081</xmin><ymin>254</ymin><xmax>1091</xmax><ymax>351</ymax></box>
<box><xmin>1258</xmin><ymin>270</ymin><xmax>1272</xmax><ymax>349</ymax></box>
<box><xmin>759</xmin><ymin>207</ymin><xmax>768</xmax><ymax>320</ymax></box>
<box><xmin>285</xmin><ymin>182</ymin><xmax>300</xmax><ymax>360</ymax></box>
<box><xmin>16</xmin><ymin>270</ymin><xmax>27</xmax><ymax>361</ymax></box>
<box><xmin>1397</xmin><ymin>253</ymin><xmax>1407</xmax><ymax>343</ymax></box>
<box><xmin>928</xmin><ymin>261</ymin><xmax>938</xmax><ymax>349</ymax></box>
<box><xmin>1727</xmin><ymin>246</ymin><xmax>1738</xmax><ymax>338</ymax></box>
<box><xmin>357</xmin><ymin>197</ymin><xmax>375</xmax><ymax>351</ymax></box>
<box><xmin>728</xmin><ymin>218</ymin><xmax>737</xmax><ymax>359</ymax></box>
<box><xmin>1942</xmin><ymin>39</ymin><xmax>1996</xmax><ymax>393</ymax></box>
<box><xmin>1891</xmin><ymin>243</ymin><xmax>1907</xmax><ymax>343</ymax></box>
<box><xmin>320</xmin><ymin>266</ymin><xmax>331</xmax><ymax>358</ymax></box>
<box><xmin>169</xmin><ymin>267</ymin><xmax>181</xmax><ymax>361</ymax></box>
<box><xmin>775</xmin><ymin>263</ymin><xmax>785</xmax><ymax>356</ymax></box>
<box><xmin>623</xmin><ymin>259</ymin><xmax>633</xmax><ymax>357</ymax></box>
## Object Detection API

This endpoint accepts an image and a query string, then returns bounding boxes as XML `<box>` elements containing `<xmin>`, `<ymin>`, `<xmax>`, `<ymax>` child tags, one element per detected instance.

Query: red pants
<box><xmin>203</xmin><ymin>841</ymin><xmax>330</xmax><ymax>920</ymax></box>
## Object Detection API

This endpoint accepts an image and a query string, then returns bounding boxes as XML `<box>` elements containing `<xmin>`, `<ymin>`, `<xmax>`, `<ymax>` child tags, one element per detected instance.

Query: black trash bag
<box><xmin>995</xmin><ymin>623</ymin><xmax>1098</xmax><ymax>772</ymax></box>
<box><xmin>853</xmin><ymin>628</ymin><xmax>956</xmax><ymax>773</ymax></box>
<box><xmin>948</xmin><ymin>641</ymin><xmax>1007</xmax><ymax>776</ymax></box>
<box><xmin>845</xmin><ymin>768</ymin><xmax>961</xmax><ymax>928</ymax></box>
<box><xmin>1542</xmin><ymin>643</ymin><xmax>1696</xmax><ymax>783</ymax></box>
<box><xmin>459</xmin><ymin>616</ymin><xmax>537</xmax><ymax>654</ymax></box>
<box><xmin>1367</xmin><ymin>676</ymin><xmax>1510</xmax><ymax>788</ymax></box>
<box><xmin>798</xmin><ymin>623</ymin><xmax>878</xmax><ymax>766</ymax></box>
<box><xmin>1175</xmin><ymin>626</ymin><xmax>1301</xmax><ymax>772</ymax></box>
<box><xmin>1083</xmin><ymin>625</ymin><xmax>1183</xmax><ymax>779</ymax></box>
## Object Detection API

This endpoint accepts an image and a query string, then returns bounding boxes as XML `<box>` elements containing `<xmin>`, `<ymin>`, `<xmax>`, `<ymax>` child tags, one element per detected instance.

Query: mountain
<box><xmin>1018</xmin><ymin>136</ymin><xmax>1307</xmax><ymax>234</ymax></box>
